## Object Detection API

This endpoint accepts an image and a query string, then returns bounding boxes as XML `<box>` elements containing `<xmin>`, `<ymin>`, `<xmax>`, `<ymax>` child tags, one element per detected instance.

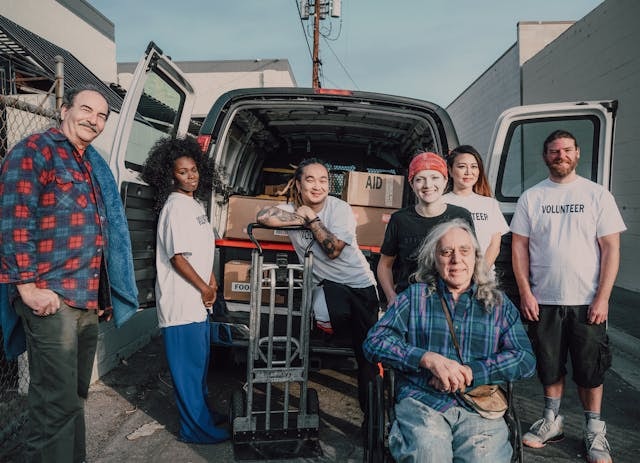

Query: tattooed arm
<box><xmin>295</xmin><ymin>205</ymin><xmax>346</xmax><ymax>259</ymax></box>
<box><xmin>256</xmin><ymin>205</ymin><xmax>346</xmax><ymax>259</ymax></box>
<box><xmin>256</xmin><ymin>206</ymin><xmax>306</xmax><ymax>227</ymax></box>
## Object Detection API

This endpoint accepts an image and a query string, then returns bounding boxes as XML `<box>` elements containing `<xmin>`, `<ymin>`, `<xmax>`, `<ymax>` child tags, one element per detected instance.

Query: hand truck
<box><xmin>229</xmin><ymin>223</ymin><xmax>321</xmax><ymax>459</ymax></box>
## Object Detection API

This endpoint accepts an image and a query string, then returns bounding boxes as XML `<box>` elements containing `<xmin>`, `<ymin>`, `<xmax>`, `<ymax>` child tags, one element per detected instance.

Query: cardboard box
<box><xmin>351</xmin><ymin>206</ymin><xmax>396</xmax><ymax>247</ymax></box>
<box><xmin>223</xmin><ymin>260</ymin><xmax>285</xmax><ymax>305</ymax></box>
<box><xmin>342</xmin><ymin>171</ymin><xmax>404</xmax><ymax>208</ymax></box>
<box><xmin>224</xmin><ymin>195</ymin><xmax>291</xmax><ymax>243</ymax></box>
<box><xmin>264</xmin><ymin>183</ymin><xmax>289</xmax><ymax>196</ymax></box>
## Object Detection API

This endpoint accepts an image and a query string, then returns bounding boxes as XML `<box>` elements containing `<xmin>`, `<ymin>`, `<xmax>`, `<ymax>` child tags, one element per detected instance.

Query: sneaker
<box><xmin>584</xmin><ymin>419</ymin><xmax>612</xmax><ymax>463</ymax></box>
<box><xmin>522</xmin><ymin>409</ymin><xmax>565</xmax><ymax>448</ymax></box>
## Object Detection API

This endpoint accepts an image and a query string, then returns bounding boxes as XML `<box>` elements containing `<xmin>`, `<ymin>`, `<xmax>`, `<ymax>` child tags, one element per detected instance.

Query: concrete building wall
<box><xmin>518</xmin><ymin>21</ymin><xmax>573</xmax><ymax>65</ymax></box>
<box><xmin>0</xmin><ymin>0</ymin><xmax>117</xmax><ymax>82</ymax></box>
<box><xmin>521</xmin><ymin>0</ymin><xmax>640</xmax><ymax>291</ymax></box>
<box><xmin>447</xmin><ymin>45</ymin><xmax>520</xmax><ymax>156</ymax></box>
<box><xmin>447</xmin><ymin>23</ymin><xmax>571</xmax><ymax>156</ymax></box>
<box><xmin>184</xmin><ymin>69</ymin><xmax>296</xmax><ymax>118</ymax></box>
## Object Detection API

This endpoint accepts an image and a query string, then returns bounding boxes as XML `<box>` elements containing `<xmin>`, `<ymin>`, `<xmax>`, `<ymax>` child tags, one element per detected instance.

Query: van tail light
<box><xmin>197</xmin><ymin>135</ymin><xmax>211</xmax><ymax>153</ymax></box>
<box><xmin>314</xmin><ymin>88</ymin><xmax>353</xmax><ymax>96</ymax></box>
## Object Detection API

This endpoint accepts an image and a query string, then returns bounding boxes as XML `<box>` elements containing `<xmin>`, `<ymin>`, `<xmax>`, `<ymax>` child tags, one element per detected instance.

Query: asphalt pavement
<box><xmin>4</xmin><ymin>288</ymin><xmax>639</xmax><ymax>462</ymax></box>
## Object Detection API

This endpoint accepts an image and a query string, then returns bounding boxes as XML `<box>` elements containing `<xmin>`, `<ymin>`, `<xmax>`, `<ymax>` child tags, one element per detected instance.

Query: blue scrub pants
<box><xmin>162</xmin><ymin>321</ymin><xmax>229</xmax><ymax>444</ymax></box>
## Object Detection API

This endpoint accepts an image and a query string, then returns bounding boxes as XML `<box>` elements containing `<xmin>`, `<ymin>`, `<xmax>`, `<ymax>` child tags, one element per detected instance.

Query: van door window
<box><xmin>124</xmin><ymin>72</ymin><xmax>184</xmax><ymax>171</ymax></box>
<box><xmin>496</xmin><ymin>117</ymin><xmax>600</xmax><ymax>202</ymax></box>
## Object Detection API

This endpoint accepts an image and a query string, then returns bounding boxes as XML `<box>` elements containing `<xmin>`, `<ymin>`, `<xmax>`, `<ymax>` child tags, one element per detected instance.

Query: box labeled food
<box><xmin>223</xmin><ymin>260</ymin><xmax>284</xmax><ymax>304</ymax></box>
<box><xmin>224</xmin><ymin>195</ymin><xmax>291</xmax><ymax>243</ymax></box>
<box><xmin>342</xmin><ymin>171</ymin><xmax>404</xmax><ymax>208</ymax></box>
<box><xmin>351</xmin><ymin>206</ymin><xmax>396</xmax><ymax>247</ymax></box>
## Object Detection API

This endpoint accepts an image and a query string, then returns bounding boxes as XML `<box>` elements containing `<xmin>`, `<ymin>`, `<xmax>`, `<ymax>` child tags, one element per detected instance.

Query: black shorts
<box><xmin>528</xmin><ymin>305</ymin><xmax>612</xmax><ymax>388</ymax></box>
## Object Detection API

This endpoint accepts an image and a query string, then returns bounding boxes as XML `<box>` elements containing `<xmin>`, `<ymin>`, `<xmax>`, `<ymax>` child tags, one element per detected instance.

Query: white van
<box><xmin>102</xmin><ymin>43</ymin><xmax>616</xmax><ymax>365</ymax></box>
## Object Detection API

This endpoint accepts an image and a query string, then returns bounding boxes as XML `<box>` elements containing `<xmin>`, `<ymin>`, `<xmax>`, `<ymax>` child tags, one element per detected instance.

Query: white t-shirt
<box><xmin>282</xmin><ymin>196</ymin><xmax>376</xmax><ymax>289</ymax></box>
<box><xmin>282</xmin><ymin>196</ymin><xmax>376</xmax><ymax>323</ymax></box>
<box><xmin>155</xmin><ymin>193</ymin><xmax>215</xmax><ymax>328</ymax></box>
<box><xmin>510</xmin><ymin>176</ymin><xmax>626</xmax><ymax>305</ymax></box>
<box><xmin>443</xmin><ymin>192</ymin><xmax>509</xmax><ymax>254</ymax></box>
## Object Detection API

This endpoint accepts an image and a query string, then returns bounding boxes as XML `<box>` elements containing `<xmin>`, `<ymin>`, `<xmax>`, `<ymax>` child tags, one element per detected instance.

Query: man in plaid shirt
<box><xmin>0</xmin><ymin>85</ymin><xmax>115</xmax><ymax>462</ymax></box>
<box><xmin>364</xmin><ymin>219</ymin><xmax>535</xmax><ymax>462</ymax></box>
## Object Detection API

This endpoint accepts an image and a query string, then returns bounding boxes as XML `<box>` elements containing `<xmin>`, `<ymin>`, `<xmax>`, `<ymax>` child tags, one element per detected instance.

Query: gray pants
<box><xmin>15</xmin><ymin>297</ymin><xmax>98</xmax><ymax>463</ymax></box>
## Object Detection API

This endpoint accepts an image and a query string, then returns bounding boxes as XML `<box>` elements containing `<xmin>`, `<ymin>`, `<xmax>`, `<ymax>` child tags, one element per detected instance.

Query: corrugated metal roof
<box><xmin>0</xmin><ymin>14</ymin><xmax>123</xmax><ymax>110</ymax></box>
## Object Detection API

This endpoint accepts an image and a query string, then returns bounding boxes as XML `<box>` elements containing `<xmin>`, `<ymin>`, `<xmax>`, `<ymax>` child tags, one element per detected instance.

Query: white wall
<box><xmin>521</xmin><ymin>0</ymin><xmax>640</xmax><ymax>291</ymax></box>
<box><xmin>517</xmin><ymin>21</ymin><xmax>573</xmax><ymax>65</ymax></box>
<box><xmin>0</xmin><ymin>0</ymin><xmax>117</xmax><ymax>82</ymax></box>
<box><xmin>186</xmin><ymin>69</ymin><xmax>296</xmax><ymax>118</ymax></box>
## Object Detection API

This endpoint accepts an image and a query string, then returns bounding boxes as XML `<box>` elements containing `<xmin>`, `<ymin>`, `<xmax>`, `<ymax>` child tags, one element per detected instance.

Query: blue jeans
<box><xmin>389</xmin><ymin>396</ymin><xmax>512</xmax><ymax>463</ymax></box>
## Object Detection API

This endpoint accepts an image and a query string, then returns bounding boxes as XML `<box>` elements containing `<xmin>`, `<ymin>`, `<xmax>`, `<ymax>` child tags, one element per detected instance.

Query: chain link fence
<box><xmin>0</xmin><ymin>94</ymin><xmax>59</xmax><ymax>460</ymax></box>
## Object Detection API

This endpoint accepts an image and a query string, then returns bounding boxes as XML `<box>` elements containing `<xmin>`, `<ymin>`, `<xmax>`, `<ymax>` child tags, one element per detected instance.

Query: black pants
<box><xmin>322</xmin><ymin>280</ymin><xmax>379</xmax><ymax>413</ymax></box>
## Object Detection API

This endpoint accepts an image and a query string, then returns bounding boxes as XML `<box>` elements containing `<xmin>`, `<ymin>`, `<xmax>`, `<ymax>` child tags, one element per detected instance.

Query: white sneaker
<box><xmin>522</xmin><ymin>408</ymin><xmax>565</xmax><ymax>448</ymax></box>
<box><xmin>584</xmin><ymin>418</ymin><xmax>612</xmax><ymax>463</ymax></box>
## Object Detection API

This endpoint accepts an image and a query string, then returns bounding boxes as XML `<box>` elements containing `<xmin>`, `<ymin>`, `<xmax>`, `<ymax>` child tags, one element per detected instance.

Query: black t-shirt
<box><xmin>380</xmin><ymin>204</ymin><xmax>475</xmax><ymax>293</ymax></box>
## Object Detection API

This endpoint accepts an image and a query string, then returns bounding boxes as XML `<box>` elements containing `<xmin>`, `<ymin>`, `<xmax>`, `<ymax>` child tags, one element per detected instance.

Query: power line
<box><xmin>322</xmin><ymin>36</ymin><xmax>359</xmax><ymax>90</ymax></box>
<box><xmin>293</xmin><ymin>0</ymin><xmax>314</xmax><ymax>64</ymax></box>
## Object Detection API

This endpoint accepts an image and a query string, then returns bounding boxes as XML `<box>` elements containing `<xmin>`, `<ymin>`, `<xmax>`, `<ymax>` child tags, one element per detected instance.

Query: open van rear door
<box><xmin>109</xmin><ymin>41</ymin><xmax>195</xmax><ymax>187</ymax></box>
<box><xmin>486</xmin><ymin>100</ymin><xmax>617</xmax><ymax>215</ymax></box>
<box><xmin>485</xmin><ymin>100</ymin><xmax>617</xmax><ymax>303</ymax></box>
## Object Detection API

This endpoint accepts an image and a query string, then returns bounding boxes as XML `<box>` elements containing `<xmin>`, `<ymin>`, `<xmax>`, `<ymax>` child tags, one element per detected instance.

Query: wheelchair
<box><xmin>364</xmin><ymin>368</ymin><xmax>524</xmax><ymax>463</ymax></box>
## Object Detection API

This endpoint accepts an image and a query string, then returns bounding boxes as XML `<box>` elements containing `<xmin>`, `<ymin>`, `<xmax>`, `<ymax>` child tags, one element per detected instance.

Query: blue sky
<box><xmin>88</xmin><ymin>0</ymin><xmax>603</xmax><ymax>107</ymax></box>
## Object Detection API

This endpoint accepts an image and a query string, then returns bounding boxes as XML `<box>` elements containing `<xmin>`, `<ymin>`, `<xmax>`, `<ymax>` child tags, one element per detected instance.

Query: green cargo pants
<box><xmin>15</xmin><ymin>297</ymin><xmax>98</xmax><ymax>463</ymax></box>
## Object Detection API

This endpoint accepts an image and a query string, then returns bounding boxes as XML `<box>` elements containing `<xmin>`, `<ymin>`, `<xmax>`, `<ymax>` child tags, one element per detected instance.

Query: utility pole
<box><xmin>312</xmin><ymin>3</ymin><xmax>321</xmax><ymax>88</ymax></box>
<box><xmin>301</xmin><ymin>0</ymin><xmax>340</xmax><ymax>89</ymax></box>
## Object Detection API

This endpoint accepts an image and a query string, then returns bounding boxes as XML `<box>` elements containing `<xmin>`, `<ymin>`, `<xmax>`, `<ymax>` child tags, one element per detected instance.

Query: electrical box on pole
<box><xmin>300</xmin><ymin>0</ymin><xmax>310</xmax><ymax>20</ymax></box>
<box><xmin>331</xmin><ymin>0</ymin><xmax>341</xmax><ymax>18</ymax></box>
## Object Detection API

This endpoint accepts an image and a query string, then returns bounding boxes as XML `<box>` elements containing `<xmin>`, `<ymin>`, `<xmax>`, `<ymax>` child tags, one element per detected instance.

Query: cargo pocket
<box><xmin>596</xmin><ymin>336</ymin><xmax>613</xmax><ymax>377</ymax></box>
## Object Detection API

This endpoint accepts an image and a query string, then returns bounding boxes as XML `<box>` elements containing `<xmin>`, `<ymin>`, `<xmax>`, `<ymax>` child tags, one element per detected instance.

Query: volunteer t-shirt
<box><xmin>443</xmin><ymin>192</ymin><xmax>509</xmax><ymax>254</ymax></box>
<box><xmin>155</xmin><ymin>193</ymin><xmax>215</xmax><ymax>328</ymax></box>
<box><xmin>510</xmin><ymin>176</ymin><xmax>626</xmax><ymax>305</ymax></box>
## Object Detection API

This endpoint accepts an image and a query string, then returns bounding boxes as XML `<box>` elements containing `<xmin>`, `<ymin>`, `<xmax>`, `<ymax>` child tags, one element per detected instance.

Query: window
<box><xmin>124</xmin><ymin>72</ymin><xmax>185</xmax><ymax>171</ymax></box>
<box><xmin>496</xmin><ymin>117</ymin><xmax>599</xmax><ymax>201</ymax></box>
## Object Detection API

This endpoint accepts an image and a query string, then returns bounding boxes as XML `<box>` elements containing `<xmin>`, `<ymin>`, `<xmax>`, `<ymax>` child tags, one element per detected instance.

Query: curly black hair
<box><xmin>141</xmin><ymin>136</ymin><xmax>217</xmax><ymax>214</ymax></box>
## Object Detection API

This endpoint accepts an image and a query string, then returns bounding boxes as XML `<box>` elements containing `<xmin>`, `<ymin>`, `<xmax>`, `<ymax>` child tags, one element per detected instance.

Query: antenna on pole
<box><xmin>300</xmin><ymin>0</ymin><xmax>341</xmax><ymax>89</ymax></box>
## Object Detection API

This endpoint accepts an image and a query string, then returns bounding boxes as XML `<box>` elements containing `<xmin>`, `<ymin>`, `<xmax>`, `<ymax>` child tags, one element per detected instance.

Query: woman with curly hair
<box><xmin>141</xmin><ymin>136</ymin><xmax>229</xmax><ymax>444</ymax></box>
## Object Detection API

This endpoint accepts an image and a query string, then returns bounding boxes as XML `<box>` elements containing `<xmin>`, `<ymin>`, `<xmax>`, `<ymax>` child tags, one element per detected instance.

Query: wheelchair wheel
<box><xmin>364</xmin><ymin>375</ymin><xmax>386</xmax><ymax>463</ymax></box>
<box><xmin>505</xmin><ymin>382</ymin><xmax>524</xmax><ymax>463</ymax></box>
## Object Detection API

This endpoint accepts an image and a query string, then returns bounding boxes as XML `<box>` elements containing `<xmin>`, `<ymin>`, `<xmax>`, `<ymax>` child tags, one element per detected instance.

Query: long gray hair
<box><xmin>411</xmin><ymin>218</ymin><xmax>502</xmax><ymax>310</ymax></box>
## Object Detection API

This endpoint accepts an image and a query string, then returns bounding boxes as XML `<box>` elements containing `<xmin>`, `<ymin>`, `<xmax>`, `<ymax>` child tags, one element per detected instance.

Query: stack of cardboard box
<box><xmin>222</xmin><ymin>171</ymin><xmax>404</xmax><ymax>303</ymax></box>
<box><xmin>340</xmin><ymin>171</ymin><xmax>403</xmax><ymax>247</ymax></box>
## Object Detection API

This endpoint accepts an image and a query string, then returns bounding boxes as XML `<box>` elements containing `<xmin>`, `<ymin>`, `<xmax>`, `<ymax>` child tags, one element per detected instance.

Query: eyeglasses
<box><xmin>438</xmin><ymin>246</ymin><xmax>473</xmax><ymax>258</ymax></box>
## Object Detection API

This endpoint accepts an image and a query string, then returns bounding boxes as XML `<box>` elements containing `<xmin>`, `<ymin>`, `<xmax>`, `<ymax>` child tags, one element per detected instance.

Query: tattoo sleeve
<box><xmin>308</xmin><ymin>220</ymin><xmax>345</xmax><ymax>259</ymax></box>
<box><xmin>256</xmin><ymin>207</ymin><xmax>305</xmax><ymax>227</ymax></box>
